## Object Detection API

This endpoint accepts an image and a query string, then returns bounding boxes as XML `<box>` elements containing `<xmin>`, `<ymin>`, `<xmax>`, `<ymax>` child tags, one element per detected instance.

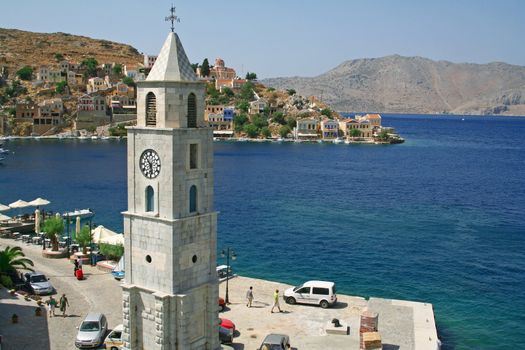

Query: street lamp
<box><xmin>220</xmin><ymin>248</ymin><xmax>236</xmax><ymax>304</ymax></box>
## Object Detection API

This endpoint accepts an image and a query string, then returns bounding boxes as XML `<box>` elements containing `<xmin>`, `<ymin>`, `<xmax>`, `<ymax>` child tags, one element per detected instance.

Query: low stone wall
<box><xmin>42</xmin><ymin>249</ymin><xmax>68</xmax><ymax>259</ymax></box>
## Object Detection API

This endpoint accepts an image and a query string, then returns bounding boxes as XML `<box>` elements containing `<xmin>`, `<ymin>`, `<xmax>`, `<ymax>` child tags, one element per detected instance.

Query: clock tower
<box><xmin>120</xmin><ymin>24</ymin><xmax>219</xmax><ymax>350</ymax></box>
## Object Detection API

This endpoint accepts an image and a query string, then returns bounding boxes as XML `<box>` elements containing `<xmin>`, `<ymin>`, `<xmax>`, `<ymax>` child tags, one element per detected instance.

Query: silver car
<box><xmin>25</xmin><ymin>272</ymin><xmax>54</xmax><ymax>295</ymax></box>
<box><xmin>75</xmin><ymin>312</ymin><xmax>108</xmax><ymax>348</ymax></box>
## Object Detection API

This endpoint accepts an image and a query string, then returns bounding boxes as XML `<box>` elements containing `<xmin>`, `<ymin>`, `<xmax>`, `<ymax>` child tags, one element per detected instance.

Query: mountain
<box><xmin>0</xmin><ymin>28</ymin><xmax>142</xmax><ymax>73</ymax></box>
<box><xmin>262</xmin><ymin>55</ymin><xmax>525</xmax><ymax>115</ymax></box>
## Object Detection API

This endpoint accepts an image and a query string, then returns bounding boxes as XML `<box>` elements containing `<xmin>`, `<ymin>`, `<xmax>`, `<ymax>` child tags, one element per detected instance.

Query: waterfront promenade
<box><xmin>0</xmin><ymin>237</ymin><xmax>439</xmax><ymax>349</ymax></box>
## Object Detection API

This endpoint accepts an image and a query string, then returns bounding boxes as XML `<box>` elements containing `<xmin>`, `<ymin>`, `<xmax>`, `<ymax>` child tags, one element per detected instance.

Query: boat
<box><xmin>91</xmin><ymin>136</ymin><xmax>98</xmax><ymax>140</ymax></box>
<box><xmin>112</xmin><ymin>256</ymin><xmax>125</xmax><ymax>281</ymax></box>
<box><xmin>0</xmin><ymin>148</ymin><xmax>9</xmax><ymax>154</ymax></box>
<box><xmin>333</xmin><ymin>138</ymin><xmax>343</xmax><ymax>144</ymax></box>
<box><xmin>62</xmin><ymin>208</ymin><xmax>95</xmax><ymax>219</ymax></box>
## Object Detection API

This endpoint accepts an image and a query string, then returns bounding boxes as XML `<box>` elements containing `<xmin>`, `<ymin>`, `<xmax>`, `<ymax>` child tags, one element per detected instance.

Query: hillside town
<box><xmin>0</xmin><ymin>54</ymin><xmax>403</xmax><ymax>144</ymax></box>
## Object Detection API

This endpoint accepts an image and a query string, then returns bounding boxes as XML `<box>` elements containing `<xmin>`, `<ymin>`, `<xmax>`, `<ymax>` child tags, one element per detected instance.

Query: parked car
<box><xmin>283</xmin><ymin>280</ymin><xmax>337</xmax><ymax>308</ymax></box>
<box><xmin>219</xmin><ymin>318</ymin><xmax>235</xmax><ymax>332</ymax></box>
<box><xmin>24</xmin><ymin>272</ymin><xmax>54</xmax><ymax>295</ymax></box>
<box><xmin>75</xmin><ymin>312</ymin><xmax>108</xmax><ymax>348</ymax></box>
<box><xmin>104</xmin><ymin>324</ymin><xmax>123</xmax><ymax>350</ymax></box>
<box><xmin>258</xmin><ymin>333</ymin><xmax>290</xmax><ymax>350</ymax></box>
<box><xmin>219</xmin><ymin>325</ymin><xmax>234</xmax><ymax>344</ymax></box>
<box><xmin>219</xmin><ymin>297</ymin><xmax>226</xmax><ymax>311</ymax></box>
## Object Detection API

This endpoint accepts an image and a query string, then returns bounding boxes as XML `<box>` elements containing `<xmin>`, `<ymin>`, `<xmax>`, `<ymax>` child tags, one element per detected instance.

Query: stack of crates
<box><xmin>359</xmin><ymin>311</ymin><xmax>382</xmax><ymax>350</ymax></box>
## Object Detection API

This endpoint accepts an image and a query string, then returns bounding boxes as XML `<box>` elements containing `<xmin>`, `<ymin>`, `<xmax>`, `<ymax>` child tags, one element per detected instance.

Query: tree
<box><xmin>99</xmin><ymin>243</ymin><xmax>124</xmax><ymax>261</ymax></box>
<box><xmin>239</xmin><ymin>81</ymin><xmax>255</xmax><ymax>101</ymax></box>
<box><xmin>321</xmin><ymin>108</ymin><xmax>332</xmax><ymax>117</ymax></box>
<box><xmin>261</xmin><ymin>126</ymin><xmax>271</xmax><ymax>138</ymax></box>
<box><xmin>112</xmin><ymin>64</ymin><xmax>123</xmax><ymax>76</ymax></box>
<box><xmin>350</xmin><ymin>128</ymin><xmax>361</xmax><ymax>138</ymax></box>
<box><xmin>56</xmin><ymin>81</ymin><xmax>67</xmax><ymax>94</ymax></box>
<box><xmin>42</xmin><ymin>217</ymin><xmax>64</xmax><ymax>251</ymax></box>
<box><xmin>191</xmin><ymin>63</ymin><xmax>199</xmax><ymax>73</ymax></box>
<box><xmin>286</xmin><ymin>116</ymin><xmax>297</xmax><ymax>129</ymax></box>
<box><xmin>0</xmin><ymin>246</ymin><xmax>34</xmax><ymax>287</ymax></box>
<box><xmin>16</xmin><ymin>66</ymin><xmax>33</xmax><ymax>81</ymax></box>
<box><xmin>81</xmin><ymin>58</ymin><xmax>98</xmax><ymax>78</ymax></box>
<box><xmin>272</xmin><ymin>112</ymin><xmax>286</xmax><ymax>125</ymax></box>
<box><xmin>234</xmin><ymin>114</ymin><xmax>248</xmax><ymax>131</ymax></box>
<box><xmin>279</xmin><ymin>125</ymin><xmax>292</xmax><ymax>138</ymax></box>
<box><xmin>222</xmin><ymin>87</ymin><xmax>234</xmax><ymax>98</ymax></box>
<box><xmin>5</xmin><ymin>80</ymin><xmax>27</xmax><ymax>98</ymax></box>
<box><xmin>251</xmin><ymin>114</ymin><xmax>268</xmax><ymax>129</ymax></box>
<box><xmin>54</xmin><ymin>53</ymin><xmax>64</xmax><ymax>62</ymax></box>
<box><xmin>286</xmin><ymin>89</ymin><xmax>296</xmax><ymax>96</ymax></box>
<box><xmin>243</xmin><ymin>123</ymin><xmax>259</xmax><ymax>138</ymax></box>
<box><xmin>122</xmin><ymin>76</ymin><xmax>136</xmax><ymax>87</ymax></box>
<box><xmin>201</xmin><ymin>58</ymin><xmax>210</xmax><ymax>77</ymax></box>
<box><xmin>377</xmin><ymin>129</ymin><xmax>390</xmax><ymax>140</ymax></box>
<box><xmin>76</xmin><ymin>225</ymin><xmax>92</xmax><ymax>254</ymax></box>
<box><xmin>236</xmin><ymin>101</ymin><xmax>249</xmax><ymax>113</ymax></box>
<box><xmin>245</xmin><ymin>72</ymin><xmax>257</xmax><ymax>81</ymax></box>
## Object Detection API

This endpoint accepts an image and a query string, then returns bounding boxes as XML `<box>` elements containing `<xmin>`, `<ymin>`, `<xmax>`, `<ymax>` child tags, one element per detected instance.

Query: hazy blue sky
<box><xmin>3</xmin><ymin>0</ymin><xmax>524</xmax><ymax>78</ymax></box>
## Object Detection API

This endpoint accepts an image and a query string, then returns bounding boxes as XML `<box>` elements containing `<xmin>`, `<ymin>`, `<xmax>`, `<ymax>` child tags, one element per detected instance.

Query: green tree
<box><xmin>350</xmin><ymin>128</ymin><xmax>361</xmax><ymax>138</ymax></box>
<box><xmin>112</xmin><ymin>64</ymin><xmax>123</xmax><ymax>76</ymax></box>
<box><xmin>245</xmin><ymin>72</ymin><xmax>257</xmax><ymax>81</ymax></box>
<box><xmin>239</xmin><ymin>81</ymin><xmax>255</xmax><ymax>101</ymax></box>
<box><xmin>236</xmin><ymin>101</ymin><xmax>249</xmax><ymax>113</ymax></box>
<box><xmin>16</xmin><ymin>66</ymin><xmax>33</xmax><ymax>81</ymax></box>
<box><xmin>42</xmin><ymin>217</ymin><xmax>64</xmax><ymax>251</ymax></box>
<box><xmin>207</xmin><ymin>84</ymin><xmax>219</xmax><ymax>98</ymax></box>
<box><xmin>261</xmin><ymin>126</ymin><xmax>271</xmax><ymax>138</ymax></box>
<box><xmin>191</xmin><ymin>63</ymin><xmax>199</xmax><ymax>73</ymax></box>
<box><xmin>279</xmin><ymin>125</ymin><xmax>292</xmax><ymax>138</ymax></box>
<box><xmin>76</xmin><ymin>225</ymin><xmax>92</xmax><ymax>254</ymax></box>
<box><xmin>251</xmin><ymin>114</ymin><xmax>268</xmax><ymax>129</ymax></box>
<box><xmin>222</xmin><ymin>87</ymin><xmax>234</xmax><ymax>98</ymax></box>
<box><xmin>122</xmin><ymin>76</ymin><xmax>136</xmax><ymax>87</ymax></box>
<box><xmin>377</xmin><ymin>129</ymin><xmax>390</xmax><ymax>140</ymax></box>
<box><xmin>321</xmin><ymin>108</ymin><xmax>332</xmax><ymax>117</ymax></box>
<box><xmin>0</xmin><ymin>246</ymin><xmax>34</xmax><ymax>287</ymax></box>
<box><xmin>81</xmin><ymin>58</ymin><xmax>98</xmax><ymax>78</ymax></box>
<box><xmin>234</xmin><ymin>114</ymin><xmax>248</xmax><ymax>131</ymax></box>
<box><xmin>54</xmin><ymin>53</ymin><xmax>64</xmax><ymax>62</ymax></box>
<box><xmin>56</xmin><ymin>81</ymin><xmax>67</xmax><ymax>94</ymax></box>
<box><xmin>5</xmin><ymin>81</ymin><xmax>27</xmax><ymax>98</ymax></box>
<box><xmin>286</xmin><ymin>89</ymin><xmax>296</xmax><ymax>96</ymax></box>
<box><xmin>286</xmin><ymin>116</ymin><xmax>297</xmax><ymax>129</ymax></box>
<box><xmin>201</xmin><ymin>58</ymin><xmax>210</xmax><ymax>77</ymax></box>
<box><xmin>99</xmin><ymin>243</ymin><xmax>124</xmax><ymax>261</ymax></box>
<box><xmin>243</xmin><ymin>123</ymin><xmax>259</xmax><ymax>138</ymax></box>
<box><xmin>272</xmin><ymin>112</ymin><xmax>286</xmax><ymax>125</ymax></box>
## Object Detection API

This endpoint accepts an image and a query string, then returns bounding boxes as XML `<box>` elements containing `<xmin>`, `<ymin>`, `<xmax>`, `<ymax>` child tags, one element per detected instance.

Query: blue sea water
<box><xmin>1</xmin><ymin>114</ymin><xmax>524</xmax><ymax>349</ymax></box>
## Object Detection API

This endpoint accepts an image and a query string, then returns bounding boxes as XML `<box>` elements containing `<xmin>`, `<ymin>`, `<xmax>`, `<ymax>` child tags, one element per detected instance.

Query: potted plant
<box><xmin>35</xmin><ymin>307</ymin><xmax>42</xmax><ymax>317</ymax></box>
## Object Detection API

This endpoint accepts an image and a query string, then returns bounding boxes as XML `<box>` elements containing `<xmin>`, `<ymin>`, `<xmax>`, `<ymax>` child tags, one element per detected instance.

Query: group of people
<box><xmin>245</xmin><ymin>286</ymin><xmax>283</xmax><ymax>313</ymax></box>
<box><xmin>45</xmin><ymin>294</ymin><xmax>69</xmax><ymax>317</ymax></box>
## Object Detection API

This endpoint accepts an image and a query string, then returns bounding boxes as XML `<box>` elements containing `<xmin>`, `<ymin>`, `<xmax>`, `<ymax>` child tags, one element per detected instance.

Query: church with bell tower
<box><xmin>120</xmin><ymin>7</ymin><xmax>220</xmax><ymax>349</ymax></box>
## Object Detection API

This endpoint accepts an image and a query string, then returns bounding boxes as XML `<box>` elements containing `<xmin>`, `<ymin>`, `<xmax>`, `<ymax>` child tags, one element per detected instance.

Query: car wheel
<box><xmin>286</xmin><ymin>297</ymin><xmax>296</xmax><ymax>305</ymax></box>
<box><xmin>111</xmin><ymin>347</ymin><xmax>119</xmax><ymax>350</ymax></box>
<box><xmin>320</xmin><ymin>300</ymin><xmax>329</xmax><ymax>309</ymax></box>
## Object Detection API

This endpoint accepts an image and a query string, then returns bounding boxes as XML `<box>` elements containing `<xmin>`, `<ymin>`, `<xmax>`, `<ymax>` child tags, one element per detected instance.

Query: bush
<box><xmin>16</xmin><ymin>66</ymin><xmax>33</xmax><ymax>81</ymax></box>
<box><xmin>251</xmin><ymin>114</ymin><xmax>268</xmax><ymax>129</ymax></box>
<box><xmin>286</xmin><ymin>117</ymin><xmax>297</xmax><ymax>129</ymax></box>
<box><xmin>243</xmin><ymin>123</ymin><xmax>259</xmax><ymax>138</ymax></box>
<box><xmin>55</xmin><ymin>81</ymin><xmax>67</xmax><ymax>94</ymax></box>
<box><xmin>279</xmin><ymin>125</ymin><xmax>292</xmax><ymax>138</ymax></box>
<box><xmin>99</xmin><ymin>243</ymin><xmax>124</xmax><ymax>261</ymax></box>
<box><xmin>321</xmin><ymin>108</ymin><xmax>332</xmax><ymax>117</ymax></box>
<box><xmin>0</xmin><ymin>275</ymin><xmax>13</xmax><ymax>288</ymax></box>
<box><xmin>261</xmin><ymin>127</ymin><xmax>271</xmax><ymax>138</ymax></box>
<box><xmin>272</xmin><ymin>112</ymin><xmax>286</xmax><ymax>125</ymax></box>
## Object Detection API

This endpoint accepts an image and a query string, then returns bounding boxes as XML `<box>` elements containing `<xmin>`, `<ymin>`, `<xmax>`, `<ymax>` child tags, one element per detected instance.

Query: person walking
<box><xmin>47</xmin><ymin>296</ymin><xmax>57</xmax><ymax>317</ymax></box>
<box><xmin>59</xmin><ymin>294</ymin><xmax>70</xmax><ymax>317</ymax></box>
<box><xmin>246</xmin><ymin>286</ymin><xmax>254</xmax><ymax>307</ymax></box>
<box><xmin>271</xmin><ymin>289</ymin><xmax>282</xmax><ymax>313</ymax></box>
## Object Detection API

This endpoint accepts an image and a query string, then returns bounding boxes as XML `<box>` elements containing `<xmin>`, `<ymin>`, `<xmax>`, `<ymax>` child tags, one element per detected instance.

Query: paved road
<box><xmin>0</xmin><ymin>237</ymin><xmax>122</xmax><ymax>350</ymax></box>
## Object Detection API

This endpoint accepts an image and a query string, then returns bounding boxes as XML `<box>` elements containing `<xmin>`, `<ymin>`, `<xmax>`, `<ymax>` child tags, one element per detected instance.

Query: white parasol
<box><xmin>9</xmin><ymin>199</ymin><xmax>31</xmax><ymax>209</ymax></box>
<box><xmin>0</xmin><ymin>213</ymin><xmax>11</xmax><ymax>221</ymax></box>
<box><xmin>99</xmin><ymin>234</ymin><xmax>124</xmax><ymax>245</ymax></box>
<box><xmin>29</xmin><ymin>198</ymin><xmax>51</xmax><ymax>207</ymax></box>
<box><xmin>91</xmin><ymin>225</ymin><xmax>118</xmax><ymax>244</ymax></box>
<box><xmin>0</xmin><ymin>203</ymin><xmax>10</xmax><ymax>211</ymax></box>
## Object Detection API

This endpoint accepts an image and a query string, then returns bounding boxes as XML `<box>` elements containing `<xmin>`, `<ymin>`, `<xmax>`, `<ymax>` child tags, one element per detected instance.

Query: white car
<box><xmin>104</xmin><ymin>324</ymin><xmax>124</xmax><ymax>350</ymax></box>
<box><xmin>284</xmin><ymin>280</ymin><xmax>337</xmax><ymax>308</ymax></box>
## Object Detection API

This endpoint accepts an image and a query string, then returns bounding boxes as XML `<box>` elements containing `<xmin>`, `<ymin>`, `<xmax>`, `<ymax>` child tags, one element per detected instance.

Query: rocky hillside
<box><xmin>0</xmin><ymin>28</ymin><xmax>142</xmax><ymax>73</ymax></box>
<box><xmin>262</xmin><ymin>55</ymin><xmax>525</xmax><ymax>116</ymax></box>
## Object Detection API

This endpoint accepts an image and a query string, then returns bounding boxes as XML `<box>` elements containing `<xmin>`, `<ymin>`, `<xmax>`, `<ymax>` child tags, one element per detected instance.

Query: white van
<box><xmin>283</xmin><ymin>281</ymin><xmax>337</xmax><ymax>308</ymax></box>
<box><xmin>104</xmin><ymin>324</ymin><xmax>124</xmax><ymax>350</ymax></box>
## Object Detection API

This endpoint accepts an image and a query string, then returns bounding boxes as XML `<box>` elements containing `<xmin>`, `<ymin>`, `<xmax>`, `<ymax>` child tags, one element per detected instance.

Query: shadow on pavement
<box><xmin>383</xmin><ymin>344</ymin><xmax>400</xmax><ymax>350</ymax></box>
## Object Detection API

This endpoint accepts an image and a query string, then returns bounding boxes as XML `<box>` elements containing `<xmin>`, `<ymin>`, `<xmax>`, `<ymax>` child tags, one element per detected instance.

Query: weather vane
<box><xmin>165</xmin><ymin>5</ymin><xmax>180</xmax><ymax>33</ymax></box>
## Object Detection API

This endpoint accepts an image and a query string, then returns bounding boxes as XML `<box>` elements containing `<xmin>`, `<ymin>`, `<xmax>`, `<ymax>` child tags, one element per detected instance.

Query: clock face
<box><xmin>140</xmin><ymin>149</ymin><xmax>161</xmax><ymax>179</ymax></box>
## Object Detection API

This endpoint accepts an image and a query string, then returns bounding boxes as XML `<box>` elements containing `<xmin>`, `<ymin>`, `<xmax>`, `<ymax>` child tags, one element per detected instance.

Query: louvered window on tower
<box><xmin>146</xmin><ymin>92</ymin><xmax>157</xmax><ymax>126</ymax></box>
<box><xmin>187</xmin><ymin>93</ymin><xmax>197</xmax><ymax>128</ymax></box>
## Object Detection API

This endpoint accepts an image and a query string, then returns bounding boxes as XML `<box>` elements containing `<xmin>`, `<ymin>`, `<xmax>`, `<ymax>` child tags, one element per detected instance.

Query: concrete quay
<box><xmin>0</xmin><ymin>237</ymin><xmax>439</xmax><ymax>349</ymax></box>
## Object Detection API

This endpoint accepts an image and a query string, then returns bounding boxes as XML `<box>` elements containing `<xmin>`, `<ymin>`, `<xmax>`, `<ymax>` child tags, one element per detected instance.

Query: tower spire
<box><xmin>165</xmin><ymin>4</ymin><xmax>180</xmax><ymax>33</ymax></box>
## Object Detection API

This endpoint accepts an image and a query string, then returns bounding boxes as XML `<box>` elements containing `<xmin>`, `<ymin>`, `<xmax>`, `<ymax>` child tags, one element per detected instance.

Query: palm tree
<box><xmin>76</xmin><ymin>225</ymin><xmax>92</xmax><ymax>254</ymax></box>
<box><xmin>0</xmin><ymin>246</ymin><xmax>34</xmax><ymax>287</ymax></box>
<box><xmin>43</xmin><ymin>217</ymin><xmax>64</xmax><ymax>251</ymax></box>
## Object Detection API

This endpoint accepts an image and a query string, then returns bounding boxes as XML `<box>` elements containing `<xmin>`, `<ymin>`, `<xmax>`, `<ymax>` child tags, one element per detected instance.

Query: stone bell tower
<box><xmin>120</xmin><ymin>14</ymin><xmax>219</xmax><ymax>350</ymax></box>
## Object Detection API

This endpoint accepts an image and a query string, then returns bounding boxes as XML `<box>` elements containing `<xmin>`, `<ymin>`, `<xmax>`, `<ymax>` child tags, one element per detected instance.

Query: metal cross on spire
<box><xmin>165</xmin><ymin>5</ymin><xmax>180</xmax><ymax>33</ymax></box>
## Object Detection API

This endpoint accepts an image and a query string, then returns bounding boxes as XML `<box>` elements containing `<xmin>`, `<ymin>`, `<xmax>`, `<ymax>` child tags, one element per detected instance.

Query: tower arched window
<box><xmin>146</xmin><ymin>186</ymin><xmax>154</xmax><ymax>212</ymax></box>
<box><xmin>146</xmin><ymin>92</ymin><xmax>157</xmax><ymax>126</ymax></box>
<box><xmin>187</xmin><ymin>93</ymin><xmax>197</xmax><ymax>128</ymax></box>
<box><xmin>189</xmin><ymin>185</ymin><xmax>197</xmax><ymax>213</ymax></box>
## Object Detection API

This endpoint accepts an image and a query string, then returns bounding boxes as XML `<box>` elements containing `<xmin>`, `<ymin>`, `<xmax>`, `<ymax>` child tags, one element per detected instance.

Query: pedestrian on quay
<box><xmin>246</xmin><ymin>286</ymin><xmax>254</xmax><ymax>307</ymax></box>
<box><xmin>271</xmin><ymin>289</ymin><xmax>282</xmax><ymax>313</ymax></box>
<box><xmin>47</xmin><ymin>296</ymin><xmax>57</xmax><ymax>317</ymax></box>
<box><xmin>59</xmin><ymin>294</ymin><xmax>70</xmax><ymax>317</ymax></box>
<box><xmin>74</xmin><ymin>258</ymin><xmax>79</xmax><ymax>275</ymax></box>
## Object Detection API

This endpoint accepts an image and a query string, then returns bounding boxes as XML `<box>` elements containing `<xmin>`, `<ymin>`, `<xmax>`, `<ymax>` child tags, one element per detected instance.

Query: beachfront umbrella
<box><xmin>91</xmin><ymin>225</ymin><xmax>118</xmax><ymax>244</ymax></box>
<box><xmin>0</xmin><ymin>213</ymin><xmax>11</xmax><ymax>221</ymax></box>
<box><xmin>0</xmin><ymin>203</ymin><xmax>10</xmax><ymax>211</ymax></box>
<box><xmin>29</xmin><ymin>197</ymin><xmax>51</xmax><ymax>207</ymax></box>
<box><xmin>99</xmin><ymin>234</ymin><xmax>124</xmax><ymax>245</ymax></box>
<box><xmin>35</xmin><ymin>209</ymin><xmax>41</xmax><ymax>234</ymax></box>
<box><xmin>9</xmin><ymin>199</ymin><xmax>30</xmax><ymax>209</ymax></box>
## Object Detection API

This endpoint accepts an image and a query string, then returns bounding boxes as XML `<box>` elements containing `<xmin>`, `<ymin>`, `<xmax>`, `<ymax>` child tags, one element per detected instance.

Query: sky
<box><xmin>2</xmin><ymin>0</ymin><xmax>525</xmax><ymax>78</ymax></box>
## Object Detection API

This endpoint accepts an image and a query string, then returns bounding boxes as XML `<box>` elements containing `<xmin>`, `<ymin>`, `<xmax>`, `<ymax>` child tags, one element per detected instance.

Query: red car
<box><xmin>219</xmin><ymin>297</ymin><xmax>226</xmax><ymax>311</ymax></box>
<box><xmin>219</xmin><ymin>318</ymin><xmax>236</xmax><ymax>332</ymax></box>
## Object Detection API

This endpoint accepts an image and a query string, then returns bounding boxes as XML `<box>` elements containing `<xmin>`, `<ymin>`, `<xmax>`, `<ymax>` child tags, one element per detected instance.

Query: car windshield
<box><xmin>80</xmin><ymin>321</ymin><xmax>100</xmax><ymax>331</ymax></box>
<box><xmin>262</xmin><ymin>344</ymin><xmax>284</xmax><ymax>350</ymax></box>
<box><xmin>293</xmin><ymin>284</ymin><xmax>303</xmax><ymax>292</ymax></box>
<box><xmin>31</xmin><ymin>275</ymin><xmax>47</xmax><ymax>283</ymax></box>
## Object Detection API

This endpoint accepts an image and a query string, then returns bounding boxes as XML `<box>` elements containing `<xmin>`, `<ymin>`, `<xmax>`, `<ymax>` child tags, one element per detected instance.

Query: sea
<box><xmin>1</xmin><ymin>114</ymin><xmax>524</xmax><ymax>349</ymax></box>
